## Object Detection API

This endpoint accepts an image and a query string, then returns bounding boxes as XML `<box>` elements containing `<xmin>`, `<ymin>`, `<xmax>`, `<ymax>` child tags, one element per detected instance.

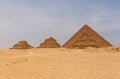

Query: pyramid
<box><xmin>10</xmin><ymin>41</ymin><xmax>33</xmax><ymax>49</ymax></box>
<box><xmin>38</xmin><ymin>37</ymin><xmax>61</xmax><ymax>48</ymax></box>
<box><xmin>63</xmin><ymin>25</ymin><xmax>112</xmax><ymax>49</ymax></box>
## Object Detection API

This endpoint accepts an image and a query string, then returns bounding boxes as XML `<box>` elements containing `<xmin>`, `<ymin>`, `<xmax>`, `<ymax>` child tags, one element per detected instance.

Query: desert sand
<box><xmin>0</xmin><ymin>47</ymin><xmax>120</xmax><ymax>79</ymax></box>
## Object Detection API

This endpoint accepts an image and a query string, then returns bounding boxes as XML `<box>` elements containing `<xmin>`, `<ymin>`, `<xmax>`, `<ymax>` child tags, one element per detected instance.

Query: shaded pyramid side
<box><xmin>10</xmin><ymin>41</ymin><xmax>33</xmax><ymax>49</ymax></box>
<box><xmin>38</xmin><ymin>37</ymin><xmax>61</xmax><ymax>48</ymax></box>
<box><xmin>63</xmin><ymin>25</ymin><xmax>112</xmax><ymax>49</ymax></box>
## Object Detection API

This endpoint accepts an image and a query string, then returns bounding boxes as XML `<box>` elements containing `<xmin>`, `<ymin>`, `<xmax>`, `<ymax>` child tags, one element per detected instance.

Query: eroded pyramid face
<box><xmin>10</xmin><ymin>41</ymin><xmax>33</xmax><ymax>49</ymax></box>
<box><xmin>38</xmin><ymin>37</ymin><xmax>61</xmax><ymax>48</ymax></box>
<box><xmin>63</xmin><ymin>25</ymin><xmax>112</xmax><ymax>49</ymax></box>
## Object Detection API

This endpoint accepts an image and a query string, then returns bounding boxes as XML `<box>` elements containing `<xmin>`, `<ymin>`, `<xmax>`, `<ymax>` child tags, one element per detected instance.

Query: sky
<box><xmin>0</xmin><ymin>0</ymin><xmax>120</xmax><ymax>49</ymax></box>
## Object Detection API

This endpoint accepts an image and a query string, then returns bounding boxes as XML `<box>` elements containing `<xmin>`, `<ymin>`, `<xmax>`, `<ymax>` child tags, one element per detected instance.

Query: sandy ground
<box><xmin>0</xmin><ymin>47</ymin><xmax>120</xmax><ymax>79</ymax></box>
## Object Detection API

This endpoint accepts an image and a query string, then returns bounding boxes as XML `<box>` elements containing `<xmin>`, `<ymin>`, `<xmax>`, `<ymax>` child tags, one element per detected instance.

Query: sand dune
<box><xmin>0</xmin><ymin>47</ymin><xmax>120</xmax><ymax>79</ymax></box>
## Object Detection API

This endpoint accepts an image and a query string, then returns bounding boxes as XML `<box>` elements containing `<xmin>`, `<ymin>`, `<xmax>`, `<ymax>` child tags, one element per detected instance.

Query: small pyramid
<box><xmin>63</xmin><ymin>25</ymin><xmax>112</xmax><ymax>49</ymax></box>
<box><xmin>38</xmin><ymin>37</ymin><xmax>61</xmax><ymax>48</ymax></box>
<box><xmin>10</xmin><ymin>40</ymin><xmax>33</xmax><ymax>49</ymax></box>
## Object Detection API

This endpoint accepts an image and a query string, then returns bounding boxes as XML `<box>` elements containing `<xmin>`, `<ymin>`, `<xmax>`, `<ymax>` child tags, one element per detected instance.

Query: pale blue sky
<box><xmin>0</xmin><ymin>0</ymin><xmax>120</xmax><ymax>49</ymax></box>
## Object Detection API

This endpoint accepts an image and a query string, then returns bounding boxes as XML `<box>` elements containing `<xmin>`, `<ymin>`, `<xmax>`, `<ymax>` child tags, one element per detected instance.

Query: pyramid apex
<box><xmin>82</xmin><ymin>24</ymin><xmax>92</xmax><ymax>29</ymax></box>
<box><xmin>83</xmin><ymin>24</ymin><xmax>89</xmax><ymax>26</ymax></box>
<box><xmin>48</xmin><ymin>37</ymin><xmax>55</xmax><ymax>40</ymax></box>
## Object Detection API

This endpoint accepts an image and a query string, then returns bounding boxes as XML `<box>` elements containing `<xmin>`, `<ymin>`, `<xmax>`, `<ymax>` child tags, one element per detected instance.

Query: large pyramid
<box><xmin>63</xmin><ymin>25</ymin><xmax>112</xmax><ymax>49</ymax></box>
<box><xmin>10</xmin><ymin>41</ymin><xmax>33</xmax><ymax>49</ymax></box>
<box><xmin>38</xmin><ymin>37</ymin><xmax>61</xmax><ymax>48</ymax></box>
